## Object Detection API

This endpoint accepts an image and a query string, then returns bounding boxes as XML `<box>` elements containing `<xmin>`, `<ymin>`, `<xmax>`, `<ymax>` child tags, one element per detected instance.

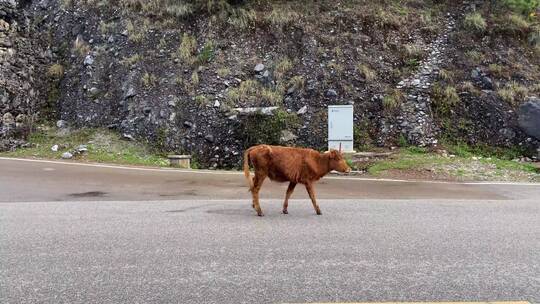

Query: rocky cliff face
<box><xmin>1</xmin><ymin>0</ymin><xmax>539</xmax><ymax>165</ymax></box>
<box><xmin>0</xmin><ymin>0</ymin><xmax>50</xmax><ymax>151</ymax></box>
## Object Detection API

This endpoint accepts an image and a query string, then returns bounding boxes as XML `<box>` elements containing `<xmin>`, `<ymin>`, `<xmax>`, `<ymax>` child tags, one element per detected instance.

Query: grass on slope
<box><xmin>366</xmin><ymin>146</ymin><xmax>539</xmax><ymax>182</ymax></box>
<box><xmin>0</xmin><ymin>127</ymin><xmax>169</xmax><ymax>167</ymax></box>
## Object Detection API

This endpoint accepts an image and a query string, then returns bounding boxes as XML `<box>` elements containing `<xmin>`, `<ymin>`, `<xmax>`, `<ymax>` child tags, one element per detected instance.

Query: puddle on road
<box><xmin>68</xmin><ymin>191</ymin><xmax>107</xmax><ymax>198</ymax></box>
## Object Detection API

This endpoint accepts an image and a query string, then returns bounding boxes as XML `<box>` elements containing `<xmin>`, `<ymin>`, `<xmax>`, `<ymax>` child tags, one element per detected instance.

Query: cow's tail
<box><xmin>243</xmin><ymin>148</ymin><xmax>253</xmax><ymax>192</ymax></box>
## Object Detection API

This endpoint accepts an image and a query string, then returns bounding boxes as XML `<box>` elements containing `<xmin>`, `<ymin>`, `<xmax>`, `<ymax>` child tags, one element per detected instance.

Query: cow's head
<box><xmin>327</xmin><ymin>150</ymin><xmax>351</xmax><ymax>173</ymax></box>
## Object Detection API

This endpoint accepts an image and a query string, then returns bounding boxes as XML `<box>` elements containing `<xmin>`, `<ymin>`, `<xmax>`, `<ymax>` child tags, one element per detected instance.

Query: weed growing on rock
<box><xmin>121</xmin><ymin>54</ymin><xmax>142</xmax><ymax>67</ymax></box>
<box><xmin>73</xmin><ymin>36</ymin><xmax>90</xmax><ymax>56</ymax></box>
<box><xmin>191</xmin><ymin>71</ymin><xmax>200</xmax><ymax>87</ymax></box>
<box><xmin>142</xmin><ymin>72</ymin><xmax>157</xmax><ymax>87</ymax></box>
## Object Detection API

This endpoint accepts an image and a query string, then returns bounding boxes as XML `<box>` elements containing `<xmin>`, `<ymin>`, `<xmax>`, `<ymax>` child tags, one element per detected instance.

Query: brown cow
<box><xmin>243</xmin><ymin>145</ymin><xmax>351</xmax><ymax>216</ymax></box>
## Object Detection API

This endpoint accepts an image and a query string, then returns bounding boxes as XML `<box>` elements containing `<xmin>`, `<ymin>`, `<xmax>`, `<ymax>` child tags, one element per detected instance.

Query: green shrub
<box><xmin>497</xmin><ymin>13</ymin><xmax>531</xmax><ymax>34</ymax></box>
<box><xmin>327</xmin><ymin>62</ymin><xmax>344</xmax><ymax>77</ymax></box>
<box><xmin>121</xmin><ymin>54</ymin><xmax>142</xmax><ymax>66</ymax></box>
<box><xmin>126</xmin><ymin>19</ymin><xmax>147</xmax><ymax>43</ymax></box>
<box><xmin>240</xmin><ymin>109</ymin><xmax>299</xmax><ymax>148</ymax></box>
<box><xmin>264</xmin><ymin>3</ymin><xmax>300</xmax><ymax>27</ymax></box>
<box><xmin>460</xmin><ymin>81</ymin><xmax>481</xmax><ymax>96</ymax></box>
<box><xmin>498</xmin><ymin>81</ymin><xmax>529</xmax><ymax>105</ymax></box>
<box><xmin>488</xmin><ymin>63</ymin><xmax>506</xmax><ymax>77</ymax></box>
<box><xmin>432</xmin><ymin>84</ymin><xmax>460</xmax><ymax>115</ymax></box>
<box><xmin>354</xmin><ymin>122</ymin><xmax>373</xmax><ymax>150</ymax></box>
<box><xmin>405</xmin><ymin>58</ymin><xmax>420</xmax><ymax>68</ymax></box>
<box><xmin>438</xmin><ymin>69</ymin><xmax>454</xmax><ymax>82</ymax></box>
<box><xmin>178</xmin><ymin>33</ymin><xmax>197</xmax><ymax>65</ymax></box>
<box><xmin>191</xmin><ymin>71</ymin><xmax>200</xmax><ymax>87</ymax></box>
<box><xmin>226</xmin><ymin>79</ymin><xmax>284</xmax><ymax>106</ymax></box>
<box><xmin>61</xmin><ymin>0</ymin><xmax>72</xmax><ymax>8</ymax></box>
<box><xmin>288</xmin><ymin>76</ymin><xmax>305</xmax><ymax>92</ymax></box>
<box><xmin>404</xmin><ymin>43</ymin><xmax>424</xmax><ymax>59</ymax></box>
<box><xmin>99</xmin><ymin>21</ymin><xmax>115</xmax><ymax>35</ymax></box>
<box><xmin>194</xmin><ymin>95</ymin><xmax>207</xmax><ymax>105</ymax></box>
<box><xmin>500</xmin><ymin>0</ymin><xmax>540</xmax><ymax>15</ymax></box>
<box><xmin>121</xmin><ymin>0</ymin><xmax>234</xmax><ymax>18</ymax></box>
<box><xmin>274</xmin><ymin>58</ymin><xmax>293</xmax><ymax>80</ymax></box>
<box><xmin>465</xmin><ymin>50</ymin><xmax>485</xmax><ymax>64</ymax></box>
<box><xmin>529</xmin><ymin>25</ymin><xmax>540</xmax><ymax>49</ymax></box>
<box><xmin>217</xmin><ymin>67</ymin><xmax>230</xmax><ymax>78</ymax></box>
<box><xmin>73</xmin><ymin>36</ymin><xmax>90</xmax><ymax>56</ymax></box>
<box><xmin>397</xmin><ymin>134</ymin><xmax>409</xmax><ymax>147</ymax></box>
<box><xmin>383</xmin><ymin>89</ymin><xmax>404</xmax><ymax>111</ymax></box>
<box><xmin>374</xmin><ymin>7</ymin><xmax>404</xmax><ymax>28</ymax></box>
<box><xmin>357</xmin><ymin>64</ymin><xmax>377</xmax><ymax>82</ymax></box>
<box><xmin>47</xmin><ymin>64</ymin><xmax>65</xmax><ymax>79</ymax></box>
<box><xmin>463</xmin><ymin>12</ymin><xmax>487</xmax><ymax>33</ymax></box>
<box><xmin>142</xmin><ymin>72</ymin><xmax>157</xmax><ymax>87</ymax></box>
<box><xmin>228</xmin><ymin>8</ymin><xmax>256</xmax><ymax>29</ymax></box>
<box><xmin>197</xmin><ymin>40</ymin><xmax>215</xmax><ymax>64</ymax></box>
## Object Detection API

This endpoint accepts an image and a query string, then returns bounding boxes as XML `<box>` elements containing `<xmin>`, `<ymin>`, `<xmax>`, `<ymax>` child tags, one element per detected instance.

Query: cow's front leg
<box><xmin>282</xmin><ymin>182</ymin><xmax>297</xmax><ymax>214</ymax></box>
<box><xmin>305</xmin><ymin>183</ymin><xmax>322</xmax><ymax>215</ymax></box>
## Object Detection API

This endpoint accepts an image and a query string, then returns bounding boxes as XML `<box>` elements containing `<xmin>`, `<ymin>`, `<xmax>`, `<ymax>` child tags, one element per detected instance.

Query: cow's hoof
<box><xmin>257</xmin><ymin>213</ymin><xmax>264</xmax><ymax>217</ymax></box>
<box><xmin>316</xmin><ymin>211</ymin><xmax>322</xmax><ymax>215</ymax></box>
<box><xmin>282</xmin><ymin>210</ymin><xmax>288</xmax><ymax>214</ymax></box>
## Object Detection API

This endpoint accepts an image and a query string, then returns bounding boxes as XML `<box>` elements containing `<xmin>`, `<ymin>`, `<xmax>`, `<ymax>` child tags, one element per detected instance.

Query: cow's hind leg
<box><xmin>252</xmin><ymin>172</ymin><xmax>267</xmax><ymax>216</ymax></box>
<box><xmin>305</xmin><ymin>183</ymin><xmax>322</xmax><ymax>215</ymax></box>
<box><xmin>282</xmin><ymin>182</ymin><xmax>297</xmax><ymax>214</ymax></box>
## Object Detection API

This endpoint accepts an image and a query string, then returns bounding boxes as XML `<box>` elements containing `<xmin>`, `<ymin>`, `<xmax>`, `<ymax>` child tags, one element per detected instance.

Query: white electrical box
<box><xmin>328</xmin><ymin>105</ymin><xmax>354</xmax><ymax>152</ymax></box>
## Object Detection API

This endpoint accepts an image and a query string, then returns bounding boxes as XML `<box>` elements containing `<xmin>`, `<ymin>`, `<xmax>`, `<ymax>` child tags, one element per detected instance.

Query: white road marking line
<box><xmin>283</xmin><ymin>302</ymin><xmax>532</xmax><ymax>304</ymax></box>
<box><xmin>1</xmin><ymin>156</ymin><xmax>539</xmax><ymax>186</ymax></box>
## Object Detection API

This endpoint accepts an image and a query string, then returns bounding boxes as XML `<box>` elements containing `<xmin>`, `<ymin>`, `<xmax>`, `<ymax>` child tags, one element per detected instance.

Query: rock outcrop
<box><xmin>518</xmin><ymin>97</ymin><xmax>540</xmax><ymax>141</ymax></box>
<box><xmin>0</xmin><ymin>0</ymin><xmax>49</xmax><ymax>151</ymax></box>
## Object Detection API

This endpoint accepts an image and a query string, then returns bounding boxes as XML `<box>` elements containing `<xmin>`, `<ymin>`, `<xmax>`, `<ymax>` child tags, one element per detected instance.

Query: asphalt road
<box><xmin>1</xmin><ymin>158</ymin><xmax>539</xmax><ymax>303</ymax></box>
